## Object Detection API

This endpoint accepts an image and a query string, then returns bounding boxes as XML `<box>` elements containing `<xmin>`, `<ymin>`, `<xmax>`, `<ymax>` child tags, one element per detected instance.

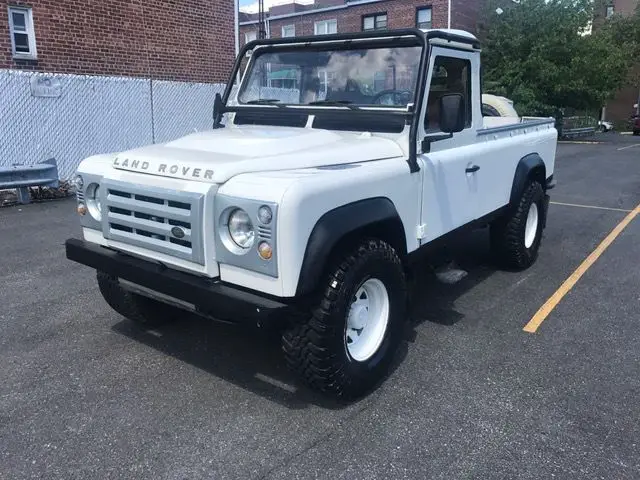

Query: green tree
<box><xmin>480</xmin><ymin>0</ymin><xmax>640</xmax><ymax>116</ymax></box>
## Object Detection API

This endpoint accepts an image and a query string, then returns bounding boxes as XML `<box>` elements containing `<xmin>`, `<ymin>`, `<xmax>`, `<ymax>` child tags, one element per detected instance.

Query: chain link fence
<box><xmin>0</xmin><ymin>69</ymin><xmax>228</xmax><ymax>180</ymax></box>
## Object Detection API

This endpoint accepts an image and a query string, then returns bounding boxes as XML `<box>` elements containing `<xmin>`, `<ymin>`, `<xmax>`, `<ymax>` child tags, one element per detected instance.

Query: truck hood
<box><xmin>111</xmin><ymin>126</ymin><xmax>405</xmax><ymax>184</ymax></box>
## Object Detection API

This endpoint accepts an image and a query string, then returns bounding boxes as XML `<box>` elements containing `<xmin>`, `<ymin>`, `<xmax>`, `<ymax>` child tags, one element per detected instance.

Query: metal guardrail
<box><xmin>559</xmin><ymin>126</ymin><xmax>597</xmax><ymax>139</ymax></box>
<box><xmin>0</xmin><ymin>158</ymin><xmax>59</xmax><ymax>204</ymax></box>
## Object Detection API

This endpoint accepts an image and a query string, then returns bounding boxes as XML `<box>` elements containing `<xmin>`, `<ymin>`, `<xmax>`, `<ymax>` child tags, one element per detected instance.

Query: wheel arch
<box><xmin>510</xmin><ymin>153</ymin><xmax>546</xmax><ymax>208</ymax></box>
<box><xmin>295</xmin><ymin>197</ymin><xmax>407</xmax><ymax>297</ymax></box>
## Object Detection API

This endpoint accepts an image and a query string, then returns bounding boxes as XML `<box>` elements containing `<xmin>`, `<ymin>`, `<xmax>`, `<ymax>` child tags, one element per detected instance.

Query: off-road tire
<box><xmin>97</xmin><ymin>272</ymin><xmax>181</xmax><ymax>326</ymax></box>
<box><xmin>282</xmin><ymin>239</ymin><xmax>407</xmax><ymax>399</ymax></box>
<box><xmin>490</xmin><ymin>181</ymin><xmax>545</xmax><ymax>270</ymax></box>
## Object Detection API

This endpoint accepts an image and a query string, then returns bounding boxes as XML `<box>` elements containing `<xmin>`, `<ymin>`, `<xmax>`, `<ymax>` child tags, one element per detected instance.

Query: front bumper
<box><xmin>65</xmin><ymin>238</ymin><xmax>290</xmax><ymax>327</ymax></box>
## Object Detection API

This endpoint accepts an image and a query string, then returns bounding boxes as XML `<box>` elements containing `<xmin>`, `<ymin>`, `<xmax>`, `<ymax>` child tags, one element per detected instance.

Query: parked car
<box><xmin>598</xmin><ymin>120</ymin><xmax>614</xmax><ymax>132</ymax></box>
<box><xmin>633</xmin><ymin>115</ymin><xmax>640</xmax><ymax>136</ymax></box>
<box><xmin>65</xmin><ymin>28</ymin><xmax>558</xmax><ymax>399</ymax></box>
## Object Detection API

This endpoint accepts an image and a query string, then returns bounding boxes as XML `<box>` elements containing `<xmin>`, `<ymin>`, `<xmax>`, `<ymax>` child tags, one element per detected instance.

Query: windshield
<box><xmin>238</xmin><ymin>43</ymin><xmax>422</xmax><ymax>108</ymax></box>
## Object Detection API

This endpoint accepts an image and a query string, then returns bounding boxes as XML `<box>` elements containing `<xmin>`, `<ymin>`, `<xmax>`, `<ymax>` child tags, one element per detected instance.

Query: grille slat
<box><xmin>107</xmin><ymin>194</ymin><xmax>192</xmax><ymax>221</ymax></box>
<box><xmin>108</xmin><ymin>212</ymin><xmax>192</xmax><ymax>242</ymax></box>
<box><xmin>110</xmin><ymin>229</ymin><xmax>192</xmax><ymax>253</ymax></box>
<box><xmin>101</xmin><ymin>180</ymin><xmax>204</xmax><ymax>265</ymax></box>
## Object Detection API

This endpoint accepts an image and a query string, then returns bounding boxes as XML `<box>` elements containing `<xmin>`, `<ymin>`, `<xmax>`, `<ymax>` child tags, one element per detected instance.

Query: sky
<box><xmin>239</xmin><ymin>0</ymin><xmax>314</xmax><ymax>14</ymax></box>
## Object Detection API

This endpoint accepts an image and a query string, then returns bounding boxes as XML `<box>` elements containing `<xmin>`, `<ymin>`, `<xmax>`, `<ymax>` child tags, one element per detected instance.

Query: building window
<box><xmin>373</xmin><ymin>71</ymin><xmax>387</xmax><ymax>91</ymax></box>
<box><xmin>416</xmin><ymin>7</ymin><xmax>433</xmax><ymax>29</ymax></box>
<box><xmin>245</xmin><ymin>31</ymin><xmax>257</xmax><ymax>44</ymax></box>
<box><xmin>605</xmin><ymin>5</ymin><xmax>615</xmax><ymax>17</ymax></box>
<box><xmin>282</xmin><ymin>24</ymin><xmax>296</xmax><ymax>37</ymax></box>
<box><xmin>363</xmin><ymin>13</ymin><xmax>387</xmax><ymax>31</ymax></box>
<box><xmin>314</xmin><ymin>19</ymin><xmax>337</xmax><ymax>35</ymax></box>
<box><xmin>8</xmin><ymin>6</ymin><xmax>37</xmax><ymax>60</ymax></box>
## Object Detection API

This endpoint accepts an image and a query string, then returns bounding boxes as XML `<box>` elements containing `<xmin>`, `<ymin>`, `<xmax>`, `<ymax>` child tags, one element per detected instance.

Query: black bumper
<box><xmin>65</xmin><ymin>238</ymin><xmax>291</xmax><ymax>326</ymax></box>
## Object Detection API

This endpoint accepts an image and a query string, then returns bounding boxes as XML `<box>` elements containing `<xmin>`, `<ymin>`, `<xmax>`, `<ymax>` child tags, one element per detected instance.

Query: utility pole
<box><xmin>258</xmin><ymin>0</ymin><xmax>266</xmax><ymax>39</ymax></box>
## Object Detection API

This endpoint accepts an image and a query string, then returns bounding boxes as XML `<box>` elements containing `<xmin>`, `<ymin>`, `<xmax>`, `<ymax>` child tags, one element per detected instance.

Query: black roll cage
<box><xmin>217</xmin><ymin>28</ymin><xmax>480</xmax><ymax>173</ymax></box>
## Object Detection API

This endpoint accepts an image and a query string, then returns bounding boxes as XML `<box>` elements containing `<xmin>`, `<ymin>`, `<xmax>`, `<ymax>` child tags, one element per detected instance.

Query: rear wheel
<box><xmin>97</xmin><ymin>272</ymin><xmax>182</xmax><ymax>326</ymax></box>
<box><xmin>282</xmin><ymin>239</ymin><xmax>407</xmax><ymax>399</ymax></box>
<box><xmin>491</xmin><ymin>181</ymin><xmax>545</xmax><ymax>270</ymax></box>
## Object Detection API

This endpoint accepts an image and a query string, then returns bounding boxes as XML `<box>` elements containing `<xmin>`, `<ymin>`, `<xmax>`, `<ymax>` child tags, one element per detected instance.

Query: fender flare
<box><xmin>509</xmin><ymin>153</ymin><xmax>550</xmax><ymax>228</ymax></box>
<box><xmin>510</xmin><ymin>153</ymin><xmax>547</xmax><ymax>208</ymax></box>
<box><xmin>295</xmin><ymin>197</ymin><xmax>406</xmax><ymax>297</ymax></box>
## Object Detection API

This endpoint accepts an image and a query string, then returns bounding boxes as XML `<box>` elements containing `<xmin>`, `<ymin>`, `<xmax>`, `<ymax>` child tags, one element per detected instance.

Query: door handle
<box><xmin>466</xmin><ymin>165</ymin><xmax>480</xmax><ymax>173</ymax></box>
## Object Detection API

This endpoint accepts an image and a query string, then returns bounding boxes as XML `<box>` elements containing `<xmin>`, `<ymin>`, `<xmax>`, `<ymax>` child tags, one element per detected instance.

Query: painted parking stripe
<box><xmin>617</xmin><ymin>143</ymin><xmax>640</xmax><ymax>151</ymax></box>
<box><xmin>550</xmin><ymin>201</ymin><xmax>632</xmax><ymax>213</ymax></box>
<box><xmin>523</xmin><ymin>203</ymin><xmax>640</xmax><ymax>333</ymax></box>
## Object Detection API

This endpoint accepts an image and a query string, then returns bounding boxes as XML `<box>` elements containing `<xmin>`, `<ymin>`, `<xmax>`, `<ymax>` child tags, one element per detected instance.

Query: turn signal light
<box><xmin>258</xmin><ymin>241</ymin><xmax>272</xmax><ymax>260</ymax></box>
<box><xmin>77</xmin><ymin>203</ymin><xmax>87</xmax><ymax>216</ymax></box>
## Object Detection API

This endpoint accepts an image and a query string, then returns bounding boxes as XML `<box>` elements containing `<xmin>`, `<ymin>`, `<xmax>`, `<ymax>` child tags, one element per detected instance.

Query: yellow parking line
<box><xmin>523</xmin><ymin>203</ymin><xmax>640</xmax><ymax>333</ymax></box>
<box><xmin>550</xmin><ymin>201</ymin><xmax>632</xmax><ymax>213</ymax></box>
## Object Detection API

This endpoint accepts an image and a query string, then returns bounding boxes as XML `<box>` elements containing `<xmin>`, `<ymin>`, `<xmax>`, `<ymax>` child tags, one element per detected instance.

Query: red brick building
<box><xmin>1</xmin><ymin>0</ymin><xmax>236</xmax><ymax>82</ymax></box>
<box><xmin>239</xmin><ymin>0</ymin><xmax>484</xmax><ymax>49</ymax></box>
<box><xmin>599</xmin><ymin>0</ymin><xmax>640</xmax><ymax>123</ymax></box>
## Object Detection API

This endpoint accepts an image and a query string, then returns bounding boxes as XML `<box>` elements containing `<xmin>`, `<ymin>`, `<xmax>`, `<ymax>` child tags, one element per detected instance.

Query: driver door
<box><xmin>417</xmin><ymin>47</ymin><xmax>482</xmax><ymax>244</ymax></box>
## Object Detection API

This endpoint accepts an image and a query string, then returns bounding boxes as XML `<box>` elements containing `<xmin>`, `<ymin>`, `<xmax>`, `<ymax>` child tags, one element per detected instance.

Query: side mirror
<box><xmin>439</xmin><ymin>93</ymin><xmax>465</xmax><ymax>134</ymax></box>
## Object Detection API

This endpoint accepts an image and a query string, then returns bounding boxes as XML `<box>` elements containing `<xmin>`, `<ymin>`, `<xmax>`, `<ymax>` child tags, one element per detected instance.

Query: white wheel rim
<box><xmin>524</xmin><ymin>202</ymin><xmax>539</xmax><ymax>249</ymax></box>
<box><xmin>345</xmin><ymin>278</ymin><xmax>390</xmax><ymax>362</ymax></box>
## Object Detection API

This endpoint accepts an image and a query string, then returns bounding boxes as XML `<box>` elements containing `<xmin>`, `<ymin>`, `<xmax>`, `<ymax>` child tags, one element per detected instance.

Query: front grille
<box><xmin>101</xmin><ymin>179</ymin><xmax>205</xmax><ymax>265</ymax></box>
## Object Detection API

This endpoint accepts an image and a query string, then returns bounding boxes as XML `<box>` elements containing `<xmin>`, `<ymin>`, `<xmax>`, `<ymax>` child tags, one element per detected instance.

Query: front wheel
<box><xmin>282</xmin><ymin>239</ymin><xmax>407</xmax><ymax>399</ymax></box>
<box><xmin>491</xmin><ymin>181</ymin><xmax>545</xmax><ymax>270</ymax></box>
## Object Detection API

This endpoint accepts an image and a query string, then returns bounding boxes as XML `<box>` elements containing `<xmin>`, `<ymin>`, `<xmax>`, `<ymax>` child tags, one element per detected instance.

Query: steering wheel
<box><xmin>371</xmin><ymin>89</ymin><xmax>412</xmax><ymax>106</ymax></box>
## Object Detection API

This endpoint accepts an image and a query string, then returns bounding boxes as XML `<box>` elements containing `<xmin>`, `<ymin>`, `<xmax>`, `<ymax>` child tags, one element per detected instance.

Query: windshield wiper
<box><xmin>245</xmin><ymin>99</ymin><xmax>286</xmax><ymax>107</ymax></box>
<box><xmin>308</xmin><ymin>100</ymin><xmax>360</xmax><ymax>110</ymax></box>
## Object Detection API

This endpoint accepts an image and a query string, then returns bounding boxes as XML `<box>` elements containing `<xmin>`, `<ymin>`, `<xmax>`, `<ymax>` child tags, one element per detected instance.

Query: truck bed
<box><xmin>479</xmin><ymin>116</ymin><xmax>556</xmax><ymax>135</ymax></box>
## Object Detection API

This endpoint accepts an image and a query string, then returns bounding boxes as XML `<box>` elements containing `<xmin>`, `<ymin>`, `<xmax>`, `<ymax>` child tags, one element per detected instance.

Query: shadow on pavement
<box><xmin>112</xmin><ymin>315</ymin><xmax>355</xmax><ymax>410</ymax></box>
<box><xmin>112</xmin><ymin>228</ymin><xmax>498</xmax><ymax>408</ymax></box>
<box><xmin>408</xmin><ymin>227</ymin><xmax>496</xmax><ymax>329</ymax></box>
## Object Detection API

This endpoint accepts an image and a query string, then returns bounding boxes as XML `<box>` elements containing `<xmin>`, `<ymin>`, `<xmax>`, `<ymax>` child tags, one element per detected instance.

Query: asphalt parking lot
<box><xmin>1</xmin><ymin>133</ymin><xmax>639</xmax><ymax>479</ymax></box>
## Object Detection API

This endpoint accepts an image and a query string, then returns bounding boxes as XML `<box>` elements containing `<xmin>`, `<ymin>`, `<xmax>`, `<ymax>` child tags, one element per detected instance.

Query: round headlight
<box><xmin>72</xmin><ymin>175</ymin><xmax>84</xmax><ymax>190</ymax></box>
<box><xmin>228</xmin><ymin>209</ymin><xmax>255</xmax><ymax>249</ymax></box>
<box><xmin>258</xmin><ymin>205</ymin><xmax>273</xmax><ymax>225</ymax></box>
<box><xmin>86</xmin><ymin>184</ymin><xmax>102</xmax><ymax>221</ymax></box>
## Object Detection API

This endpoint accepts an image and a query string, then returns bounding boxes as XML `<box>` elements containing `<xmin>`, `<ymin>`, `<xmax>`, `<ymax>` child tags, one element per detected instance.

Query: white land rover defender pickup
<box><xmin>66</xmin><ymin>28</ymin><xmax>557</xmax><ymax>398</ymax></box>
